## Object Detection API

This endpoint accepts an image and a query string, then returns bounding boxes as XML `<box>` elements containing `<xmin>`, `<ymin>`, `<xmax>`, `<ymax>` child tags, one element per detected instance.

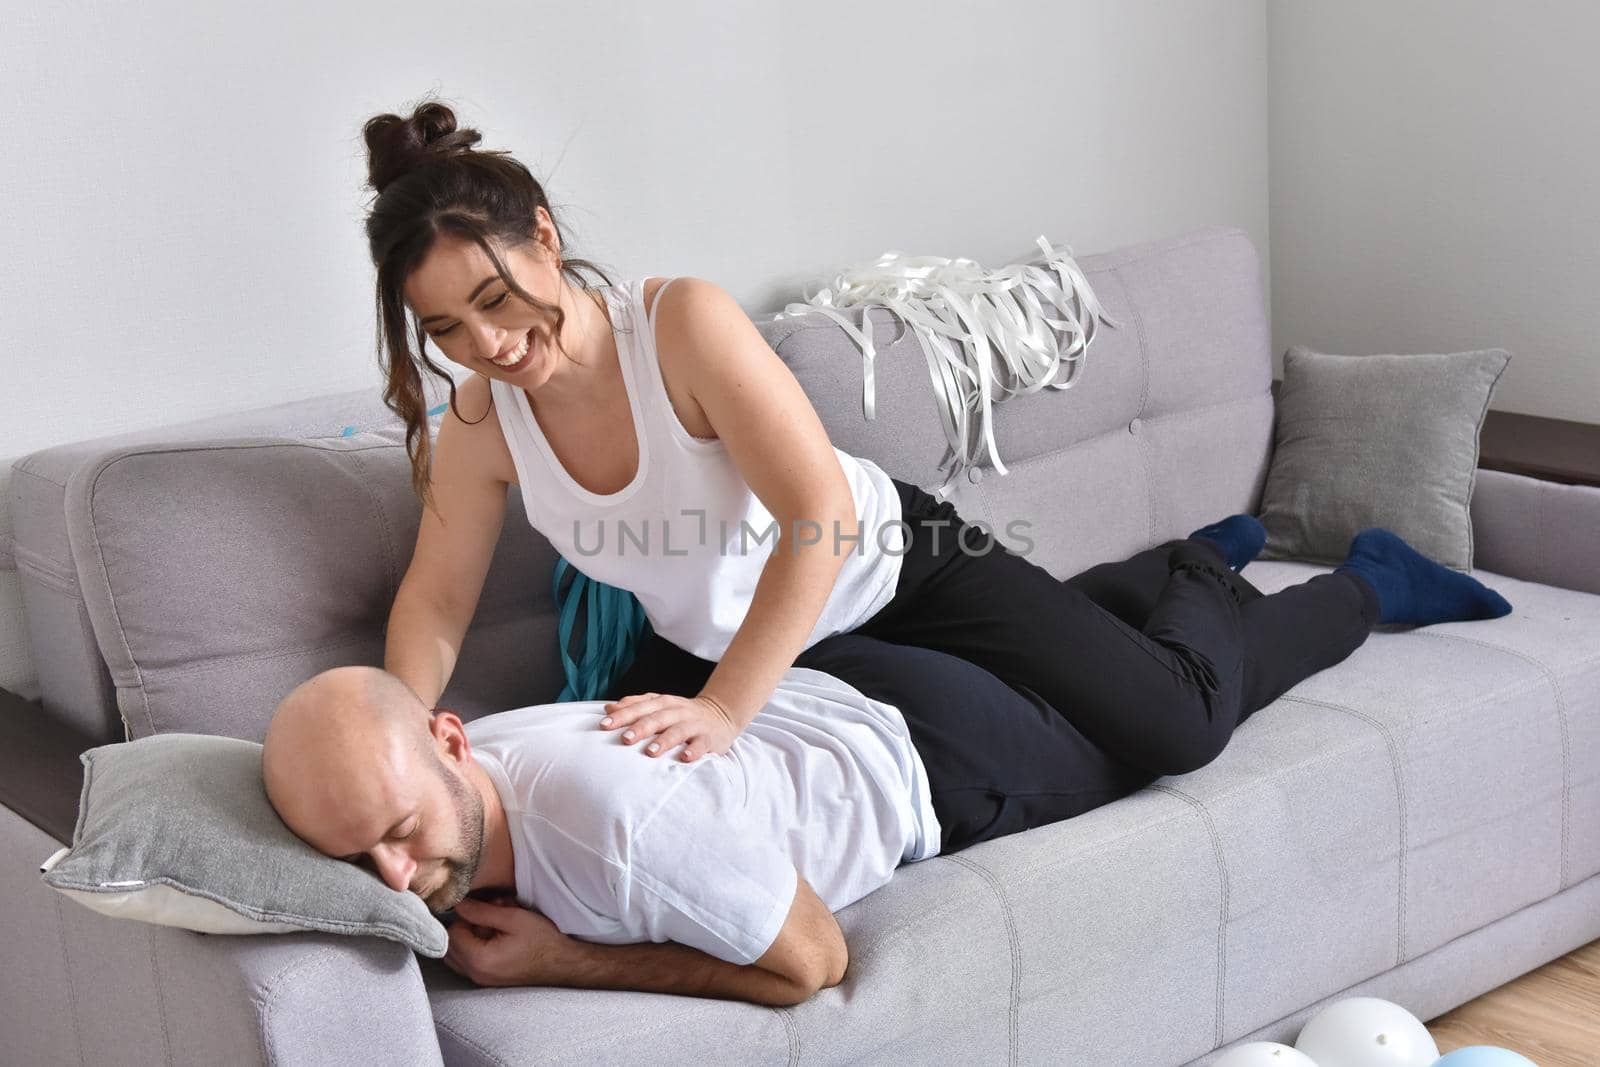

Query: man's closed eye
<box><xmin>340</xmin><ymin>816</ymin><xmax>418</xmax><ymax>865</ymax></box>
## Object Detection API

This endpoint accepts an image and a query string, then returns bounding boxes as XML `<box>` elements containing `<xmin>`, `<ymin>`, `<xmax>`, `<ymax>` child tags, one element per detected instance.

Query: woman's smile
<box><xmin>490</xmin><ymin>329</ymin><xmax>535</xmax><ymax>371</ymax></box>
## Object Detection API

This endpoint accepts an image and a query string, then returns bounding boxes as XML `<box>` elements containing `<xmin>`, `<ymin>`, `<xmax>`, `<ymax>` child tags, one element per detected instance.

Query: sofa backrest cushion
<box><xmin>9</xmin><ymin>379</ymin><xmax>453</xmax><ymax>740</ymax></box>
<box><xmin>767</xmin><ymin>224</ymin><xmax>1274</xmax><ymax>576</ymax></box>
<box><xmin>14</xmin><ymin>225</ymin><xmax>1274</xmax><ymax>743</ymax></box>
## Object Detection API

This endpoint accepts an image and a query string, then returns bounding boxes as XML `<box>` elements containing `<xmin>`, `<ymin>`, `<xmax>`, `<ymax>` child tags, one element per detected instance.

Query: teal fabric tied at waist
<box><xmin>552</xmin><ymin>556</ymin><xmax>652</xmax><ymax>702</ymax></box>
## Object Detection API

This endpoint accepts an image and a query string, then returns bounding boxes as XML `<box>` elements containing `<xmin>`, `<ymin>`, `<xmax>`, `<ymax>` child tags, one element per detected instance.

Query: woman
<box><xmin>363</xmin><ymin>99</ymin><xmax>1512</xmax><ymax>772</ymax></box>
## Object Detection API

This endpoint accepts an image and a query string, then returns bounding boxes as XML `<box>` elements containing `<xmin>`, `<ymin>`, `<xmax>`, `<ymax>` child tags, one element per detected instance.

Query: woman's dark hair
<box><xmin>361</xmin><ymin>96</ymin><xmax>618</xmax><ymax>516</ymax></box>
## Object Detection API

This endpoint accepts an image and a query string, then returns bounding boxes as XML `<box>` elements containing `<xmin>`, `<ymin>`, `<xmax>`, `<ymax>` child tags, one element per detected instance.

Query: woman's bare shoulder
<box><xmin>438</xmin><ymin>372</ymin><xmax>518</xmax><ymax>487</ymax></box>
<box><xmin>643</xmin><ymin>275</ymin><xmax>670</xmax><ymax>310</ymax></box>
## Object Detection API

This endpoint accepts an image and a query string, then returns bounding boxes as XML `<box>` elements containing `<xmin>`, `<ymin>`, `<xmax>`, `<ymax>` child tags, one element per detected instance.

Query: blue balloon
<box><xmin>1433</xmin><ymin>1047</ymin><xmax>1539</xmax><ymax>1067</ymax></box>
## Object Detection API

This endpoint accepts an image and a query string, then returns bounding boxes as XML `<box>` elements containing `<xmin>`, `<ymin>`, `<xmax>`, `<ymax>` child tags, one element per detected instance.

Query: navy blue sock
<box><xmin>1333</xmin><ymin>528</ymin><xmax>1512</xmax><ymax>626</ymax></box>
<box><xmin>1186</xmin><ymin>514</ymin><xmax>1267</xmax><ymax>571</ymax></box>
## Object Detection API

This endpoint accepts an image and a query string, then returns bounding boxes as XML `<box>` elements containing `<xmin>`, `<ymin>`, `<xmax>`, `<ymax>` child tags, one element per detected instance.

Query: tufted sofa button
<box><xmin>967</xmin><ymin>466</ymin><xmax>985</xmax><ymax>485</ymax></box>
<box><xmin>1128</xmin><ymin>417</ymin><xmax>1143</xmax><ymax>435</ymax></box>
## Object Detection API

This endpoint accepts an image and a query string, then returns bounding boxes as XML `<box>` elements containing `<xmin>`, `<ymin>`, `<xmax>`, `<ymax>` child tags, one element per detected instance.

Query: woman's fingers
<box><xmin>602</xmin><ymin>702</ymin><xmax>683</xmax><ymax>745</ymax></box>
<box><xmin>645</xmin><ymin>724</ymin><xmax>693</xmax><ymax>758</ymax></box>
<box><xmin>620</xmin><ymin>709</ymin><xmax>679</xmax><ymax>744</ymax></box>
<box><xmin>599</xmin><ymin>693</ymin><xmax>663</xmax><ymax>730</ymax></box>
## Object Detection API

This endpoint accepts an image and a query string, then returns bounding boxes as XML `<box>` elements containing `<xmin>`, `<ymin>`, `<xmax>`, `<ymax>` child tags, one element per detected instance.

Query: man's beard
<box><xmin>423</xmin><ymin>758</ymin><xmax>486</xmax><ymax>914</ymax></box>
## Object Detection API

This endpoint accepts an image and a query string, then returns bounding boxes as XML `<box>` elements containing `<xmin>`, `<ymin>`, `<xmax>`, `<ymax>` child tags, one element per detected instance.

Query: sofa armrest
<box><xmin>2</xmin><ymin>804</ymin><xmax>443</xmax><ymax>1066</ymax></box>
<box><xmin>1471</xmin><ymin>468</ymin><xmax>1600</xmax><ymax>595</ymax></box>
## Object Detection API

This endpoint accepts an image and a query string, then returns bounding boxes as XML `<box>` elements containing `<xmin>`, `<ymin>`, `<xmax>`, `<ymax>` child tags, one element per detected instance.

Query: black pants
<box><xmin>609</xmin><ymin>477</ymin><xmax>1380</xmax><ymax>854</ymax></box>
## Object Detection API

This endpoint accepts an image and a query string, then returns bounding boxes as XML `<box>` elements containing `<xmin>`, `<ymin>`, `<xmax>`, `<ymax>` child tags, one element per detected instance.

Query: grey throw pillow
<box><xmin>1257</xmin><ymin>345</ymin><xmax>1511</xmax><ymax>571</ymax></box>
<box><xmin>38</xmin><ymin>734</ymin><xmax>447</xmax><ymax>957</ymax></box>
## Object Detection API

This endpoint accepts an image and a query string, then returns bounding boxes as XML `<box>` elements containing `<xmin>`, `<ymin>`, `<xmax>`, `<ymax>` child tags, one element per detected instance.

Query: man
<box><xmin>262</xmin><ymin>639</ymin><xmax>937</xmax><ymax>1007</ymax></box>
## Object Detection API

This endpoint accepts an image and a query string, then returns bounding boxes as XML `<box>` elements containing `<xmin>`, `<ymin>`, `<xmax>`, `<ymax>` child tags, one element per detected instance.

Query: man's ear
<box><xmin>429</xmin><ymin>708</ymin><xmax>472</xmax><ymax>764</ymax></box>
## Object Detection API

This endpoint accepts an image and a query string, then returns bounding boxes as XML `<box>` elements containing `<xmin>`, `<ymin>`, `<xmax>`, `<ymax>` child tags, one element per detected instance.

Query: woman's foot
<box><xmin>1333</xmin><ymin>527</ymin><xmax>1512</xmax><ymax>625</ymax></box>
<box><xmin>1186</xmin><ymin>514</ymin><xmax>1267</xmax><ymax>571</ymax></box>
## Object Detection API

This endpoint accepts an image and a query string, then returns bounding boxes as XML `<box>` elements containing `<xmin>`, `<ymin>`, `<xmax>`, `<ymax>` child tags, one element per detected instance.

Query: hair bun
<box><xmin>363</xmin><ymin>100</ymin><xmax>484</xmax><ymax>193</ymax></box>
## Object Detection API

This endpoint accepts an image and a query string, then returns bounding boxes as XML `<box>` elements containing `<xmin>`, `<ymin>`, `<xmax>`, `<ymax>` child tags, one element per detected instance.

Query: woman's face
<box><xmin>403</xmin><ymin>214</ymin><xmax>563</xmax><ymax>384</ymax></box>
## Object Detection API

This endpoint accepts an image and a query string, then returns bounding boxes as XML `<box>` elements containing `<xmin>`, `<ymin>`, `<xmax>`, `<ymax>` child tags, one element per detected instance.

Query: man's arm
<box><xmin>553</xmin><ymin>870</ymin><xmax>846</xmax><ymax>1006</ymax></box>
<box><xmin>446</xmin><ymin>871</ymin><xmax>848</xmax><ymax>1007</ymax></box>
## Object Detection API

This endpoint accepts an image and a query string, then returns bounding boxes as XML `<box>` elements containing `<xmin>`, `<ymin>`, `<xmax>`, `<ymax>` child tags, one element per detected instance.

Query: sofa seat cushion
<box><xmin>413</xmin><ymin>565</ymin><xmax>1599</xmax><ymax>1066</ymax></box>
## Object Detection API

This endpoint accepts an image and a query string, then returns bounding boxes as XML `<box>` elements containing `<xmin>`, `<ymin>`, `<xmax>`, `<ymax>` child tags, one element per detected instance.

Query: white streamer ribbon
<box><xmin>775</xmin><ymin>236</ymin><xmax>1123</xmax><ymax>501</ymax></box>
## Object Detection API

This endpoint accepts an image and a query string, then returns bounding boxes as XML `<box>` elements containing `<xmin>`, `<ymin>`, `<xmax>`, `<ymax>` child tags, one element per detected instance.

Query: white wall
<box><xmin>0</xmin><ymin>0</ymin><xmax>1271</xmax><ymax>697</ymax></box>
<box><xmin>1269</xmin><ymin>1</ymin><xmax>1600</xmax><ymax>424</ymax></box>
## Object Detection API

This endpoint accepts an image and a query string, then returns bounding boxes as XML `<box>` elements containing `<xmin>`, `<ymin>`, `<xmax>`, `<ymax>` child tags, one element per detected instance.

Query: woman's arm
<box><xmin>701</xmin><ymin>495</ymin><xmax>857</xmax><ymax>726</ymax></box>
<box><xmin>601</xmin><ymin>278</ymin><xmax>866</xmax><ymax>755</ymax></box>
<box><xmin>386</xmin><ymin>376</ymin><xmax>510</xmax><ymax>707</ymax></box>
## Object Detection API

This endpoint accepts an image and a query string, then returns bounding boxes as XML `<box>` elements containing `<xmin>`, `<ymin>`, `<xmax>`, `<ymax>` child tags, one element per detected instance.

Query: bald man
<box><xmin>261</xmin><ymin>647</ymin><xmax>939</xmax><ymax>1007</ymax></box>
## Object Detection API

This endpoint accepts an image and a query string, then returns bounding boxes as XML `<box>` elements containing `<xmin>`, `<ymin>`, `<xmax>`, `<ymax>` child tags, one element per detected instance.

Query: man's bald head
<box><xmin>261</xmin><ymin>666</ymin><xmax>486</xmax><ymax>910</ymax></box>
<box><xmin>262</xmin><ymin>665</ymin><xmax>431</xmax><ymax>821</ymax></box>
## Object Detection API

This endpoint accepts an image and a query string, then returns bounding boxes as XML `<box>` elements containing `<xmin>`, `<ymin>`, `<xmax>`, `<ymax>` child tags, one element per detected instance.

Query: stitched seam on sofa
<box><xmin>1135</xmin><ymin>429</ymin><xmax>1157</xmax><ymax>548</ymax></box>
<box><xmin>555</xmin><ymin>1004</ymin><xmax>769</xmax><ymax>1051</ymax></box>
<box><xmin>139</xmin><ymin>632</ymin><xmax>382</xmax><ymax>683</ymax></box>
<box><xmin>948</xmin><ymin>387</ymin><xmax>1270</xmax><ymax>488</ymax></box>
<box><xmin>82</xmin><ymin>459</ymin><xmax>155</xmax><ymax>736</ymax></box>
<box><xmin>345</xmin><ymin>449</ymin><xmax>401</xmax><ymax>605</ymax></box>
<box><xmin>995</xmin><ymin>720</ymin><xmax>1418</xmax><ymax>888</ymax></box>
<box><xmin>12</xmin><ymin>458</ymin><xmax>69</xmax><ymax>488</ymax></box>
<box><xmin>845</xmin><ymin>862</ymin><xmax>1005</xmax><ymax>958</ymax></box>
<box><xmin>52</xmin><ymin>893</ymin><xmax>87</xmax><ymax>1067</ymax></box>
<box><xmin>257</xmin><ymin>946</ymin><xmax>344</xmax><ymax>1066</ymax></box>
<box><xmin>982</xmin><ymin>807</ymin><xmax>1201</xmax><ymax>884</ymax></box>
<box><xmin>146</xmin><ymin>925</ymin><xmax>174</xmax><ymax>1064</ymax></box>
<box><xmin>1406</xmin><ymin>630</ymin><xmax>1574</xmax><ymax>892</ymax></box>
<box><xmin>1114</xmin><ymin>264</ymin><xmax>1156</xmax><ymax>547</ymax></box>
<box><xmin>434</xmin><ymin>1018</ymin><xmax>511</xmax><ymax>1067</ymax></box>
<box><xmin>443</xmin><ymin>1001</ymin><xmax>748</xmax><ymax>1058</ymax></box>
<box><xmin>1278</xmin><ymin>695</ymin><xmax>1409</xmax><ymax>964</ymax></box>
<box><xmin>944</xmin><ymin>853</ymin><xmax>1020</xmax><ymax>1067</ymax></box>
<box><xmin>1003</xmin><ymin>390</ymin><xmax>1279</xmax><ymax>489</ymax></box>
<box><xmin>90</xmin><ymin>439</ymin><xmax>406</xmax><ymax>464</ymax></box>
<box><xmin>1145</xmin><ymin>785</ymin><xmax>1228</xmax><ymax>1049</ymax></box>
<box><xmin>1200</xmin><ymin>864</ymin><xmax>1600</xmax><ymax>1064</ymax></box>
<box><xmin>1130</xmin><ymin>388</ymin><xmax>1274</xmax><ymax>429</ymax></box>
<box><xmin>767</xmin><ymin>1004</ymin><xmax>800</xmax><ymax>1065</ymax></box>
<box><xmin>11</xmin><ymin>542</ymin><xmax>79</xmax><ymax>592</ymax></box>
<box><xmin>940</xmin><ymin>421</ymin><xmax>1135</xmax><ymax>480</ymax></box>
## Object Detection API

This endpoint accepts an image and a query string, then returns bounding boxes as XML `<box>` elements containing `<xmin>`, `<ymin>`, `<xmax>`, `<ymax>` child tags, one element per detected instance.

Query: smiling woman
<box><xmin>360</xmin><ymin>95</ymin><xmax>909</xmax><ymax>771</ymax></box>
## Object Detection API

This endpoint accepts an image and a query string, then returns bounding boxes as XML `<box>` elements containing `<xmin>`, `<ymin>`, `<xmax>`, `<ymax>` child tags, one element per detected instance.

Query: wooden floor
<box><xmin>1425</xmin><ymin>937</ymin><xmax>1600</xmax><ymax>1065</ymax></box>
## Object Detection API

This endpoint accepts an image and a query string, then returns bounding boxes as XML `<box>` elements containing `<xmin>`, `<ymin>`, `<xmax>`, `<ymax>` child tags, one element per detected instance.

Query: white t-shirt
<box><xmin>464</xmin><ymin>666</ymin><xmax>941</xmax><ymax>966</ymax></box>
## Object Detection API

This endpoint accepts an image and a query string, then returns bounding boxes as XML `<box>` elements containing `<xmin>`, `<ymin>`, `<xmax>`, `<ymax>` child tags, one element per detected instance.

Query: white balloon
<box><xmin>1213</xmin><ymin>1041</ymin><xmax>1321</xmax><ymax>1067</ymax></box>
<box><xmin>1295</xmin><ymin>997</ymin><xmax>1440</xmax><ymax>1067</ymax></box>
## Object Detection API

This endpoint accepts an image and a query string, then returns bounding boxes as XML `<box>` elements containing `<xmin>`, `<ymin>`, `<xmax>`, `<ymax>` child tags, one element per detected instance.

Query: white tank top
<box><xmin>490</xmin><ymin>277</ymin><xmax>905</xmax><ymax>662</ymax></box>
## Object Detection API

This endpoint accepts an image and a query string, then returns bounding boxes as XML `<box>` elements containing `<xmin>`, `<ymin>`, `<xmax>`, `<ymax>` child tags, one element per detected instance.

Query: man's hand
<box><xmin>599</xmin><ymin>692</ymin><xmax>742</xmax><ymax>762</ymax></box>
<box><xmin>443</xmin><ymin>897</ymin><xmax>573</xmax><ymax>987</ymax></box>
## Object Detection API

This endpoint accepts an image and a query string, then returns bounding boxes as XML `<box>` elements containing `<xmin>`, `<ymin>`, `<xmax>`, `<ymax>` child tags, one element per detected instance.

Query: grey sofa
<box><xmin>4</xmin><ymin>225</ymin><xmax>1597</xmax><ymax>1066</ymax></box>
